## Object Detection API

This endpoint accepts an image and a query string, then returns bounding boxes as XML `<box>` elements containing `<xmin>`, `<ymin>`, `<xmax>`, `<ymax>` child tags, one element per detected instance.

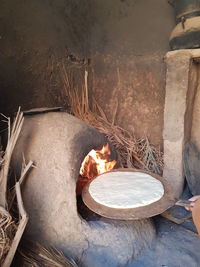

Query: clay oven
<box><xmin>11</xmin><ymin>111</ymin><xmax>155</xmax><ymax>266</ymax></box>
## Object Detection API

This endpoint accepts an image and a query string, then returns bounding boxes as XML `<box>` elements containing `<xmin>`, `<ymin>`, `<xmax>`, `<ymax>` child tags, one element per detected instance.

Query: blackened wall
<box><xmin>0</xmin><ymin>0</ymin><xmax>175</xmax><ymax>146</ymax></box>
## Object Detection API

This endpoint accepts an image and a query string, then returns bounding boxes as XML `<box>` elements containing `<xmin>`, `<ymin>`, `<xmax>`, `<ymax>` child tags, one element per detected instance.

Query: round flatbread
<box><xmin>88</xmin><ymin>171</ymin><xmax>164</xmax><ymax>209</ymax></box>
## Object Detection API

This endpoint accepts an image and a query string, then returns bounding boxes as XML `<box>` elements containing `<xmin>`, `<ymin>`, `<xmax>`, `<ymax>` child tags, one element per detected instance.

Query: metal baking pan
<box><xmin>82</xmin><ymin>169</ymin><xmax>175</xmax><ymax>220</ymax></box>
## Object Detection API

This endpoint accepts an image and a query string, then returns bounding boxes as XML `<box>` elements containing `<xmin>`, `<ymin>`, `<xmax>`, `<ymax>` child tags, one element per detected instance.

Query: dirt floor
<box><xmin>130</xmin><ymin>216</ymin><xmax>200</xmax><ymax>267</ymax></box>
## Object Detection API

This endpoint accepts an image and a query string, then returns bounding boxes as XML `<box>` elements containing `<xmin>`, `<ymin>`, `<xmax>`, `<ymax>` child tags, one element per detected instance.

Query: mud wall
<box><xmin>0</xmin><ymin>0</ymin><xmax>92</xmax><ymax>114</ymax></box>
<box><xmin>0</xmin><ymin>0</ymin><xmax>174</xmax><ymax>146</ymax></box>
<box><xmin>90</xmin><ymin>0</ymin><xmax>174</xmax><ymax>146</ymax></box>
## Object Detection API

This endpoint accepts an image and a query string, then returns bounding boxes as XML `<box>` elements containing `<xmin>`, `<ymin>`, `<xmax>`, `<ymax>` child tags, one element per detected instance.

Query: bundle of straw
<box><xmin>59</xmin><ymin>62</ymin><xmax>163</xmax><ymax>174</ymax></box>
<box><xmin>0</xmin><ymin>109</ymin><xmax>33</xmax><ymax>266</ymax></box>
<box><xmin>0</xmin><ymin>206</ymin><xmax>17</xmax><ymax>265</ymax></box>
<box><xmin>17</xmin><ymin>242</ymin><xmax>78</xmax><ymax>267</ymax></box>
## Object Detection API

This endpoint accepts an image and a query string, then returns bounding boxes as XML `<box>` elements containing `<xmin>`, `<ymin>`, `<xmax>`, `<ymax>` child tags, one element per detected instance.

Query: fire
<box><xmin>80</xmin><ymin>144</ymin><xmax>117</xmax><ymax>180</ymax></box>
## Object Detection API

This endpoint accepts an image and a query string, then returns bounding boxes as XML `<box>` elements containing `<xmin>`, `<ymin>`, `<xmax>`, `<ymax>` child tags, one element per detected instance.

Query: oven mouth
<box><xmin>76</xmin><ymin>142</ymin><xmax>118</xmax><ymax>221</ymax></box>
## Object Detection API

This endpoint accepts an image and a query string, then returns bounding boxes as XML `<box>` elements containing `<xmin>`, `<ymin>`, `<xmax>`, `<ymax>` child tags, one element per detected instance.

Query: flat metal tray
<box><xmin>82</xmin><ymin>169</ymin><xmax>175</xmax><ymax>220</ymax></box>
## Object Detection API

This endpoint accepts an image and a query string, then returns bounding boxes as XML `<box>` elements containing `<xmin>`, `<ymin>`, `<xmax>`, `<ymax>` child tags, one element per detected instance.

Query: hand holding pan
<box><xmin>176</xmin><ymin>196</ymin><xmax>200</xmax><ymax>235</ymax></box>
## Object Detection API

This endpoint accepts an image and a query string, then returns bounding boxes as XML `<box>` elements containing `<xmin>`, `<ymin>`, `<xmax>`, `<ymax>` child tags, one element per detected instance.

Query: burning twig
<box><xmin>80</xmin><ymin>144</ymin><xmax>117</xmax><ymax>179</ymax></box>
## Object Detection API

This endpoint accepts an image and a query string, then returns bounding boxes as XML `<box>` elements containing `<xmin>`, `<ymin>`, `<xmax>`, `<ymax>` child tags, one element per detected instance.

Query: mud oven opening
<box><xmin>76</xmin><ymin>142</ymin><xmax>117</xmax><ymax>220</ymax></box>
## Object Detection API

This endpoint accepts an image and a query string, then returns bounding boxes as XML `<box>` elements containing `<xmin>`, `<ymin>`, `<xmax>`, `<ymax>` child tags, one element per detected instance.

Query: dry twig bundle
<box><xmin>0</xmin><ymin>206</ymin><xmax>16</xmax><ymax>265</ymax></box>
<box><xmin>0</xmin><ymin>108</ymin><xmax>24</xmax><ymax>208</ymax></box>
<box><xmin>18</xmin><ymin>242</ymin><xmax>78</xmax><ymax>267</ymax></box>
<box><xmin>0</xmin><ymin>109</ymin><xmax>31</xmax><ymax>266</ymax></box>
<box><xmin>59</xmin><ymin>62</ymin><xmax>163</xmax><ymax>174</ymax></box>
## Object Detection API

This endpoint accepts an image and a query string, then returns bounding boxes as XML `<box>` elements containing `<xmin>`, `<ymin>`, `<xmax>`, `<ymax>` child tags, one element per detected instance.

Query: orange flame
<box><xmin>80</xmin><ymin>144</ymin><xmax>117</xmax><ymax>179</ymax></box>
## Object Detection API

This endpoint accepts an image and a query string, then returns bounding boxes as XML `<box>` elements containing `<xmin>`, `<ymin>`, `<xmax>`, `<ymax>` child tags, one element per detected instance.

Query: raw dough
<box><xmin>89</xmin><ymin>171</ymin><xmax>164</xmax><ymax>209</ymax></box>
